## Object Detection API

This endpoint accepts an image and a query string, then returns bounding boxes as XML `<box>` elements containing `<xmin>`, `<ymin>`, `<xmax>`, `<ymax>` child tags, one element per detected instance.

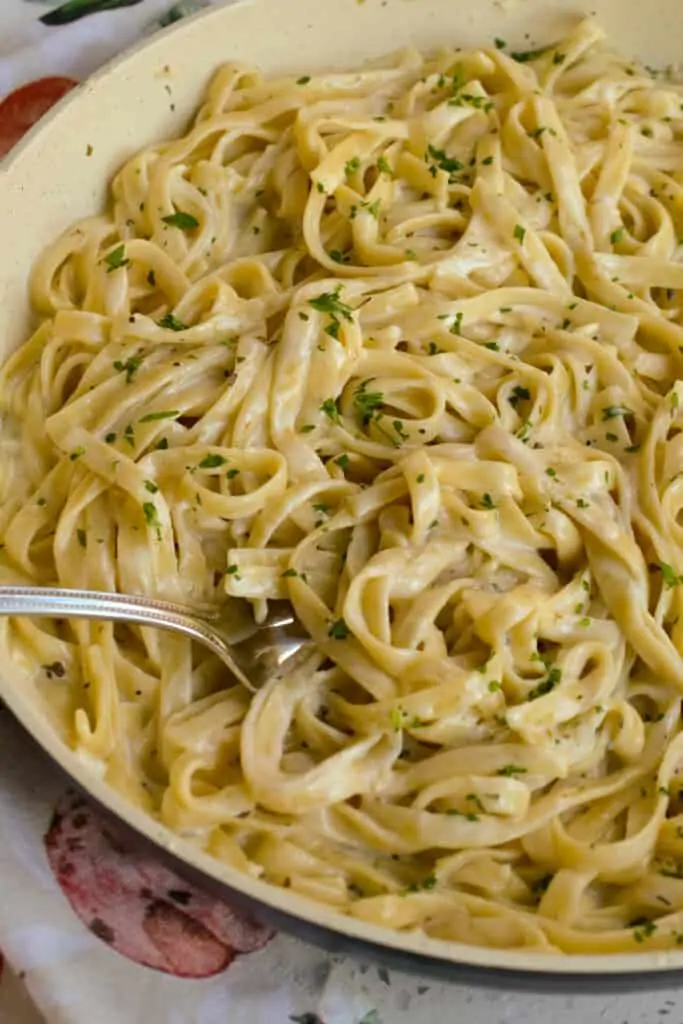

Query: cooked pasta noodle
<box><xmin>5</xmin><ymin>17</ymin><xmax>683</xmax><ymax>953</ymax></box>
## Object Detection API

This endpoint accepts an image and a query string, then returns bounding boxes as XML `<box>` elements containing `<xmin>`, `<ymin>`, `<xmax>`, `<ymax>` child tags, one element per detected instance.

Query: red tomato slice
<box><xmin>0</xmin><ymin>76</ymin><xmax>78</xmax><ymax>159</ymax></box>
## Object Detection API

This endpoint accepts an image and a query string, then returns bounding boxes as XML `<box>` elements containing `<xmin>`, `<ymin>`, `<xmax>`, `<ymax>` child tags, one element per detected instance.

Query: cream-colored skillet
<box><xmin>1</xmin><ymin>0</ymin><xmax>683</xmax><ymax>989</ymax></box>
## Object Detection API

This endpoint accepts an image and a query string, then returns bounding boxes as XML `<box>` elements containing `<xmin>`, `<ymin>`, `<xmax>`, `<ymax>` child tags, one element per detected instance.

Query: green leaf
<box><xmin>328</xmin><ymin>618</ymin><xmax>350</xmax><ymax>639</ymax></box>
<box><xmin>320</xmin><ymin>398</ymin><xmax>341</xmax><ymax>423</ymax></box>
<box><xmin>103</xmin><ymin>244</ymin><xmax>129</xmax><ymax>273</ymax></box>
<box><xmin>528</xmin><ymin>667</ymin><xmax>562</xmax><ymax>701</ymax></box>
<box><xmin>660</xmin><ymin>563</ymin><xmax>683</xmax><ymax>588</ymax></box>
<box><xmin>113</xmin><ymin>354</ymin><xmax>143</xmax><ymax>383</ymax></box>
<box><xmin>40</xmin><ymin>0</ymin><xmax>144</xmax><ymax>27</ymax></box>
<box><xmin>497</xmin><ymin>764</ymin><xmax>527</xmax><ymax>776</ymax></box>
<box><xmin>199</xmin><ymin>454</ymin><xmax>227</xmax><ymax>469</ymax></box>
<box><xmin>162</xmin><ymin>211</ymin><xmax>199</xmax><ymax>230</ymax></box>
<box><xmin>157</xmin><ymin>313</ymin><xmax>188</xmax><ymax>332</ymax></box>
<box><xmin>510</xmin><ymin>46</ymin><xmax>549</xmax><ymax>63</ymax></box>
<box><xmin>426</xmin><ymin>143</ymin><xmax>464</xmax><ymax>174</ymax></box>
<box><xmin>353</xmin><ymin>379</ymin><xmax>384</xmax><ymax>423</ymax></box>
<box><xmin>309</xmin><ymin>285</ymin><xmax>354</xmax><ymax>322</ymax></box>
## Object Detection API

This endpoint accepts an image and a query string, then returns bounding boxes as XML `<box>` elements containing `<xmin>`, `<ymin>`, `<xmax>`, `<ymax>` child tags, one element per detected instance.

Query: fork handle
<box><xmin>0</xmin><ymin>586</ymin><xmax>251</xmax><ymax>689</ymax></box>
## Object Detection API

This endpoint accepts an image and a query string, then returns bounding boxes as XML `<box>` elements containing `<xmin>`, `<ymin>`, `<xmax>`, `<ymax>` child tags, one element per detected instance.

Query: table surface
<box><xmin>1</xmin><ymin>3</ymin><xmax>683</xmax><ymax>1022</ymax></box>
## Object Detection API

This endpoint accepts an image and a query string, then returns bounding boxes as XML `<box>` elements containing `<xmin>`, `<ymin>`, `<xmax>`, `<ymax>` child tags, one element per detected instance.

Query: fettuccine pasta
<box><xmin>4</xmin><ymin>17</ymin><xmax>683</xmax><ymax>953</ymax></box>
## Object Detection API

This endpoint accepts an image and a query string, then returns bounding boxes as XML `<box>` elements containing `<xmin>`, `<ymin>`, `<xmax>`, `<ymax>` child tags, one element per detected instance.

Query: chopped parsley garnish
<box><xmin>417</xmin><ymin>474</ymin><xmax>426</xmax><ymax>484</ymax></box>
<box><xmin>139</xmin><ymin>410</ymin><xmax>179</xmax><ymax>422</ymax></box>
<box><xmin>602</xmin><ymin>404</ymin><xmax>633</xmax><ymax>420</ymax></box>
<box><xmin>142</xmin><ymin>502</ymin><xmax>162</xmax><ymax>537</ymax></box>
<box><xmin>104</xmin><ymin>244</ymin><xmax>129</xmax><ymax>273</ymax></box>
<box><xmin>528</xmin><ymin>666</ymin><xmax>562</xmax><ymax>701</ymax></box>
<box><xmin>144</xmin><ymin>480</ymin><xmax>159</xmax><ymax>494</ymax></box>
<box><xmin>377</xmin><ymin>155</ymin><xmax>392</xmax><ymax>175</ymax></box>
<box><xmin>450</xmin><ymin>312</ymin><xmax>463</xmax><ymax>336</ymax></box>
<box><xmin>631</xmin><ymin>917</ymin><xmax>657</xmax><ymax>943</ymax></box>
<box><xmin>157</xmin><ymin>313</ymin><xmax>188</xmax><ymax>331</ymax></box>
<box><xmin>511</xmin><ymin>46</ymin><xmax>548</xmax><ymax>63</ymax></box>
<box><xmin>113</xmin><ymin>353</ymin><xmax>143</xmax><ymax>383</ymax></box>
<box><xmin>297</xmin><ymin>76</ymin><xmax>311</xmax><ymax>85</ymax></box>
<box><xmin>282</xmin><ymin>568</ymin><xmax>299</xmax><ymax>578</ymax></box>
<box><xmin>576</xmin><ymin>498</ymin><xmax>589</xmax><ymax>509</ymax></box>
<box><xmin>481</xmin><ymin>155</ymin><xmax>494</xmax><ymax>165</ymax></box>
<box><xmin>123</xmin><ymin>424</ymin><xmax>135</xmax><ymax>447</ymax></box>
<box><xmin>344</xmin><ymin>156</ymin><xmax>361</xmax><ymax>175</ymax></box>
<box><xmin>497</xmin><ymin>765</ymin><xmax>527</xmax><ymax>777</ymax></box>
<box><xmin>509</xmin><ymin>385</ymin><xmax>531</xmax><ymax>408</ymax></box>
<box><xmin>353</xmin><ymin>379</ymin><xmax>384</xmax><ymax>423</ymax></box>
<box><xmin>488</xmin><ymin>680</ymin><xmax>502</xmax><ymax>692</ymax></box>
<box><xmin>162</xmin><ymin>211</ymin><xmax>199</xmax><ymax>230</ymax></box>
<box><xmin>546</xmin><ymin>467</ymin><xmax>557</xmax><ymax>478</ymax></box>
<box><xmin>329</xmin><ymin>249</ymin><xmax>350</xmax><ymax>264</ymax></box>
<box><xmin>335</xmin><ymin>454</ymin><xmax>350</xmax><ymax>470</ymax></box>
<box><xmin>426</xmin><ymin>143</ymin><xmax>464</xmax><ymax>175</ymax></box>
<box><xmin>610</xmin><ymin>227</ymin><xmax>625</xmax><ymax>245</ymax></box>
<box><xmin>309</xmin><ymin>286</ymin><xmax>354</xmax><ymax>344</ymax></box>
<box><xmin>660</xmin><ymin>563</ymin><xmax>683</xmax><ymax>588</ymax></box>
<box><xmin>480</xmin><ymin>493</ymin><xmax>496</xmax><ymax>510</ymax></box>
<box><xmin>328</xmin><ymin>617</ymin><xmax>350</xmax><ymax>639</ymax></box>
<box><xmin>226</xmin><ymin>468</ymin><xmax>240</xmax><ymax>479</ymax></box>
<box><xmin>69</xmin><ymin>447</ymin><xmax>85</xmax><ymax>461</ymax></box>
<box><xmin>155</xmin><ymin>437</ymin><xmax>169</xmax><ymax>450</ymax></box>
<box><xmin>494</xmin><ymin>38</ymin><xmax>507</xmax><ymax>49</ymax></box>
<box><xmin>513</xmin><ymin>224</ymin><xmax>526</xmax><ymax>243</ymax></box>
<box><xmin>553</xmin><ymin>51</ymin><xmax>566</xmax><ymax>65</ymax></box>
<box><xmin>199</xmin><ymin>454</ymin><xmax>227</xmax><ymax>469</ymax></box>
<box><xmin>105</xmin><ymin>432</ymin><xmax>117</xmax><ymax>444</ymax></box>
<box><xmin>76</xmin><ymin>528</ymin><xmax>87</xmax><ymax>548</ymax></box>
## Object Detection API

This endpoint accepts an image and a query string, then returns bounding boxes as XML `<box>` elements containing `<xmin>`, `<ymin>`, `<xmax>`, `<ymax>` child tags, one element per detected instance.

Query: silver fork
<box><xmin>0</xmin><ymin>586</ymin><xmax>310</xmax><ymax>693</ymax></box>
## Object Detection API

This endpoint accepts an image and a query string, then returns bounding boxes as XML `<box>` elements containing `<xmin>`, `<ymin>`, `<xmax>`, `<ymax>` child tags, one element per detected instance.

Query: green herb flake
<box><xmin>142</xmin><ymin>502</ymin><xmax>162</xmax><ymax>536</ymax></box>
<box><xmin>488</xmin><ymin>680</ymin><xmax>502</xmax><ymax>692</ymax></box>
<box><xmin>226</xmin><ymin>468</ymin><xmax>240</xmax><ymax>480</ymax></box>
<box><xmin>497</xmin><ymin>764</ymin><xmax>527</xmax><ymax>776</ymax></box>
<box><xmin>335</xmin><ymin>454</ymin><xmax>350</xmax><ymax>470</ymax></box>
<box><xmin>510</xmin><ymin>46</ymin><xmax>548</xmax><ymax>64</ymax></box>
<box><xmin>328</xmin><ymin>617</ymin><xmax>350</xmax><ymax>639</ymax></box>
<box><xmin>377</xmin><ymin>155</ymin><xmax>392</xmax><ymax>175</ymax></box>
<box><xmin>76</xmin><ymin>528</ymin><xmax>87</xmax><ymax>549</ymax></box>
<box><xmin>297</xmin><ymin>76</ymin><xmax>311</xmax><ymax>85</ymax></box>
<box><xmin>610</xmin><ymin>226</ymin><xmax>625</xmax><ymax>245</ymax></box>
<box><xmin>426</xmin><ymin>143</ymin><xmax>464</xmax><ymax>175</ymax></box>
<box><xmin>513</xmin><ymin>224</ymin><xmax>526</xmax><ymax>243</ymax></box>
<box><xmin>282</xmin><ymin>568</ymin><xmax>299</xmax><ymax>578</ymax></box>
<box><xmin>309</xmin><ymin>285</ymin><xmax>354</xmax><ymax>322</ymax></box>
<box><xmin>509</xmin><ymin>385</ymin><xmax>531</xmax><ymax>408</ymax></box>
<box><xmin>199</xmin><ymin>454</ymin><xmax>227</xmax><ymax>470</ymax></box>
<box><xmin>69</xmin><ymin>446</ymin><xmax>85</xmax><ymax>462</ymax></box>
<box><xmin>157</xmin><ymin>313</ymin><xmax>188</xmax><ymax>332</ymax></box>
<box><xmin>528</xmin><ymin>666</ymin><xmax>562</xmax><ymax>701</ymax></box>
<box><xmin>113</xmin><ymin>353</ymin><xmax>143</xmax><ymax>383</ymax></box>
<box><xmin>104</xmin><ymin>244</ymin><xmax>129</xmax><ymax>273</ymax></box>
<box><xmin>480</xmin><ymin>493</ymin><xmax>496</xmax><ymax>510</ymax></box>
<box><xmin>344</xmin><ymin>156</ymin><xmax>361</xmax><ymax>176</ymax></box>
<box><xmin>162</xmin><ymin>210</ymin><xmax>199</xmax><ymax>230</ymax></box>
<box><xmin>354</xmin><ymin>378</ymin><xmax>384</xmax><ymax>423</ymax></box>
<box><xmin>144</xmin><ymin>480</ymin><xmax>159</xmax><ymax>494</ymax></box>
<box><xmin>661</xmin><ymin>562</ymin><xmax>683</xmax><ymax>588</ymax></box>
<box><xmin>320</xmin><ymin>398</ymin><xmax>341</xmax><ymax>423</ymax></box>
